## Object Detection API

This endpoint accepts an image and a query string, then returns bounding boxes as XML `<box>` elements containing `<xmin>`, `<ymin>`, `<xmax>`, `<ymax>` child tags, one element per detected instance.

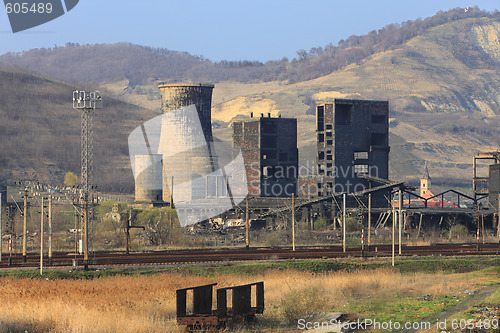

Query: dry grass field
<box><xmin>0</xmin><ymin>261</ymin><xmax>496</xmax><ymax>333</ymax></box>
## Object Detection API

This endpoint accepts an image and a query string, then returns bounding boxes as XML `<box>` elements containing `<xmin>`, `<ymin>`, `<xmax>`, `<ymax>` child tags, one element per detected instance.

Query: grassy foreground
<box><xmin>0</xmin><ymin>256</ymin><xmax>497</xmax><ymax>332</ymax></box>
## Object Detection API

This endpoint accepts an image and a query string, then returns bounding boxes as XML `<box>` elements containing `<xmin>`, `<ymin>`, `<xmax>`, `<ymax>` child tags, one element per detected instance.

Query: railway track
<box><xmin>0</xmin><ymin>243</ymin><xmax>498</xmax><ymax>268</ymax></box>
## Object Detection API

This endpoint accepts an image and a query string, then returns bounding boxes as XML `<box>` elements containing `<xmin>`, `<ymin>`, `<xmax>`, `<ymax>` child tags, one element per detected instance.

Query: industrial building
<box><xmin>0</xmin><ymin>185</ymin><xmax>6</xmax><ymax>206</ymax></box>
<box><xmin>473</xmin><ymin>152</ymin><xmax>500</xmax><ymax>211</ymax></box>
<box><xmin>157</xmin><ymin>83</ymin><xmax>219</xmax><ymax>203</ymax></box>
<box><xmin>233</xmin><ymin>114</ymin><xmax>298</xmax><ymax>197</ymax></box>
<box><xmin>315</xmin><ymin>99</ymin><xmax>389</xmax><ymax>206</ymax></box>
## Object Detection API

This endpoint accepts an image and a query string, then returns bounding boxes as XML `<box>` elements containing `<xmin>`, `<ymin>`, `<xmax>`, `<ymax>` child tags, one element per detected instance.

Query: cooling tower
<box><xmin>157</xmin><ymin>83</ymin><xmax>218</xmax><ymax>203</ymax></box>
<box><xmin>134</xmin><ymin>154</ymin><xmax>163</xmax><ymax>202</ymax></box>
<box><xmin>158</xmin><ymin>83</ymin><xmax>215</xmax><ymax>143</ymax></box>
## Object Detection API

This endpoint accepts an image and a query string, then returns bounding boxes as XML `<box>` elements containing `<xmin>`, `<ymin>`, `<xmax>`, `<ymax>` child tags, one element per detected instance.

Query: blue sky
<box><xmin>1</xmin><ymin>0</ymin><xmax>498</xmax><ymax>62</ymax></box>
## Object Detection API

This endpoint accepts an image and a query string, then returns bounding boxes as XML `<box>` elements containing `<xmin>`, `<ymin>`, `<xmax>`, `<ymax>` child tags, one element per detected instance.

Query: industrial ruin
<box><xmin>315</xmin><ymin>99</ymin><xmax>390</xmax><ymax>206</ymax></box>
<box><xmin>0</xmin><ymin>81</ymin><xmax>498</xmax><ymax>268</ymax></box>
<box><xmin>158</xmin><ymin>83</ymin><xmax>218</xmax><ymax>203</ymax></box>
<box><xmin>233</xmin><ymin>114</ymin><xmax>298</xmax><ymax>197</ymax></box>
<box><xmin>128</xmin><ymin>83</ymin><xmax>499</xmax><ymax>243</ymax></box>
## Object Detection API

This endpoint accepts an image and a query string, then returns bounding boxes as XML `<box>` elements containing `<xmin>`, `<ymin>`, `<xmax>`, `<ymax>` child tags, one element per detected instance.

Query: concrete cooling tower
<box><xmin>157</xmin><ymin>83</ymin><xmax>218</xmax><ymax>203</ymax></box>
<box><xmin>158</xmin><ymin>84</ymin><xmax>215</xmax><ymax>143</ymax></box>
<box><xmin>134</xmin><ymin>154</ymin><xmax>163</xmax><ymax>202</ymax></box>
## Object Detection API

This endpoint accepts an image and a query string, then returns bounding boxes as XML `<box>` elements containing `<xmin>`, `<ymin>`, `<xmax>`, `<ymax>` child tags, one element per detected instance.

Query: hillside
<box><xmin>103</xmin><ymin>16</ymin><xmax>500</xmax><ymax>185</ymax></box>
<box><xmin>1</xmin><ymin>11</ymin><xmax>500</xmax><ymax>190</ymax></box>
<box><xmin>0</xmin><ymin>68</ymin><xmax>157</xmax><ymax>192</ymax></box>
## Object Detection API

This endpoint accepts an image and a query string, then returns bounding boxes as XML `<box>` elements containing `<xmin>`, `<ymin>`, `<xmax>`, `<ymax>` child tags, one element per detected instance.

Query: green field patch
<box><xmin>0</xmin><ymin>256</ymin><xmax>497</xmax><ymax>280</ymax></box>
<box><xmin>347</xmin><ymin>294</ymin><xmax>467</xmax><ymax>325</ymax></box>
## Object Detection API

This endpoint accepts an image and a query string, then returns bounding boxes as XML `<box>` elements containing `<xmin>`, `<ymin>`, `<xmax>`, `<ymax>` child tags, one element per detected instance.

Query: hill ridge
<box><xmin>0</xmin><ymin>7</ymin><xmax>498</xmax><ymax>85</ymax></box>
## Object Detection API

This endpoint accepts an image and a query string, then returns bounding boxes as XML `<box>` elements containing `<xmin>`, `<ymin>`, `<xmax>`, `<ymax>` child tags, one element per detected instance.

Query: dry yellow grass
<box><xmin>0</xmin><ymin>267</ymin><xmax>484</xmax><ymax>333</ymax></box>
<box><xmin>212</xmin><ymin>96</ymin><xmax>280</xmax><ymax>122</ymax></box>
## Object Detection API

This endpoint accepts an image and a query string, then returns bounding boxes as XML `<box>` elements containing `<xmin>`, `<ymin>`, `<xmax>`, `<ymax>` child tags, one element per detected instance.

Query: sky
<box><xmin>0</xmin><ymin>0</ymin><xmax>499</xmax><ymax>62</ymax></box>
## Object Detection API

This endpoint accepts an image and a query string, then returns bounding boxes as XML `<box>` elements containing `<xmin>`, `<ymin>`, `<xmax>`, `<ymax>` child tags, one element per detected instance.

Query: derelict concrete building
<box><xmin>233</xmin><ymin>114</ymin><xmax>298</xmax><ymax>197</ymax></box>
<box><xmin>0</xmin><ymin>185</ymin><xmax>6</xmax><ymax>206</ymax></box>
<box><xmin>316</xmin><ymin>99</ymin><xmax>389</xmax><ymax>206</ymax></box>
<box><xmin>157</xmin><ymin>83</ymin><xmax>218</xmax><ymax>203</ymax></box>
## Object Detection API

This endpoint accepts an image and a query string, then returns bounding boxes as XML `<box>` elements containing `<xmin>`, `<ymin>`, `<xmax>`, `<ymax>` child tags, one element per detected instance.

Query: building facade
<box><xmin>316</xmin><ymin>99</ymin><xmax>389</xmax><ymax>205</ymax></box>
<box><xmin>233</xmin><ymin>114</ymin><xmax>298</xmax><ymax>197</ymax></box>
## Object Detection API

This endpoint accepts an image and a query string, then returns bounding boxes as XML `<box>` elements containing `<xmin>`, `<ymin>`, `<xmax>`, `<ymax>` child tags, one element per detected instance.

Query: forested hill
<box><xmin>0</xmin><ymin>7</ymin><xmax>498</xmax><ymax>85</ymax></box>
<box><xmin>0</xmin><ymin>67</ymin><xmax>157</xmax><ymax>192</ymax></box>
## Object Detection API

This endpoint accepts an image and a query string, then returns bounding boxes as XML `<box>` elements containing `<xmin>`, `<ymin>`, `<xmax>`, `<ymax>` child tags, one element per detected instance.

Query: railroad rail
<box><xmin>0</xmin><ymin>243</ymin><xmax>497</xmax><ymax>269</ymax></box>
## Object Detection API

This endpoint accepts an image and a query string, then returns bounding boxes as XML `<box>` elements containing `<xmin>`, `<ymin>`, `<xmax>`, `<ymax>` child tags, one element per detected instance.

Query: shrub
<box><xmin>137</xmin><ymin>207</ymin><xmax>183</xmax><ymax>246</ymax></box>
<box><xmin>280</xmin><ymin>286</ymin><xmax>328</xmax><ymax>323</ymax></box>
<box><xmin>313</xmin><ymin>217</ymin><xmax>327</xmax><ymax>230</ymax></box>
<box><xmin>448</xmin><ymin>224</ymin><xmax>469</xmax><ymax>240</ymax></box>
<box><xmin>265</xmin><ymin>233</ymin><xmax>282</xmax><ymax>247</ymax></box>
<box><xmin>345</xmin><ymin>217</ymin><xmax>361</xmax><ymax>232</ymax></box>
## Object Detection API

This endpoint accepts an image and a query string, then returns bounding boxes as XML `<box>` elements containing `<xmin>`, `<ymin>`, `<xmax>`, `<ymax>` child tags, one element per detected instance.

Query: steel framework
<box><xmin>73</xmin><ymin>91</ymin><xmax>101</xmax><ymax>269</ymax></box>
<box><xmin>473</xmin><ymin>151</ymin><xmax>500</xmax><ymax>201</ymax></box>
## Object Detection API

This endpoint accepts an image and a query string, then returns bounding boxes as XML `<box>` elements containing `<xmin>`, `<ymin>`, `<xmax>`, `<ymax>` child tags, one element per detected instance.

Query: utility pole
<box><xmin>22</xmin><ymin>188</ymin><xmax>27</xmax><ymax>262</ymax></box>
<box><xmin>361</xmin><ymin>228</ymin><xmax>364</xmax><ymax>257</ymax></box>
<box><xmin>8</xmin><ymin>206</ymin><xmax>12</xmax><ymax>263</ymax></box>
<box><xmin>342</xmin><ymin>193</ymin><xmax>346</xmax><ymax>253</ymax></box>
<box><xmin>399</xmin><ymin>189</ymin><xmax>402</xmax><ymax>255</ymax></box>
<box><xmin>498</xmin><ymin>194</ymin><xmax>500</xmax><ymax>238</ymax></box>
<box><xmin>0</xmin><ymin>191</ymin><xmax>2</xmax><ymax>263</ymax></box>
<box><xmin>126</xmin><ymin>210</ymin><xmax>131</xmax><ymax>255</ymax></box>
<box><xmin>310</xmin><ymin>210</ymin><xmax>314</xmax><ymax>231</ymax></box>
<box><xmin>48</xmin><ymin>195</ymin><xmax>52</xmax><ymax>265</ymax></box>
<box><xmin>476</xmin><ymin>204</ymin><xmax>480</xmax><ymax>251</ymax></box>
<box><xmin>332</xmin><ymin>198</ymin><xmax>336</xmax><ymax>230</ymax></box>
<box><xmin>481</xmin><ymin>214</ymin><xmax>485</xmax><ymax>245</ymax></box>
<box><xmin>73</xmin><ymin>90</ymin><xmax>102</xmax><ymax>270</ymax></box>
<box><xmin>292</xmin><ymin>193</ymin><xmax>295</xmax><ymax>251</ymax></box>
<box><xmin>40</xmin><ymin>197</ymin><xmax>44</xmax><ymax>276</ymax></box>
<box><xmin>170</xmin><ymin>176</ymin><xmax>174</xmax><ymax>208</ymax></box>
<box><xmin>245</xmin><ymin>198</ymin><xmax>249</xmax><ymax>249</ymax></box>
<box><xmin>392</xmin><ymin>194</ymin><xmax>395</xmax><ymax>267</ymax></box>
<box><xmin>83</xmin><ymin>195</ymin><xmax>89</xmax><ymax>268</ymax></box>
<box><xmin>125</xmin><ymin>210</ymin><xmax>144</xmax><ymax>255</ymax></box>
<box><xmin>367</xmin><ymin>193</ymin><xmax>371</xmax><ymax>250</ymax></box>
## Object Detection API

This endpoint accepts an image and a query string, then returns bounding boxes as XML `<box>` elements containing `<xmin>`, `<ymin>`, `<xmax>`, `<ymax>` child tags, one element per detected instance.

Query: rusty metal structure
<box><xmin>233</xmin><ymin>114</ymin><xmax>298</xmax><ymax>197</ymax></box>
<box><xmin>473</xmin><ymin>151</ymin><xmax>500</xmax><ymax>203</ymax></box>
<box><xmin>176</xmin><ymin>282</ymin><xmax>264</xmax><ymax>331</ymax></box>
<box><xmin>315</xmin><ymin>99</ymin><xmax>389</xmax><ymax>207</ymax></box>
<box><xmin>72</xmin><ymin>90</ymin><xmax>102</xmax><ymax>270</ymax></box>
